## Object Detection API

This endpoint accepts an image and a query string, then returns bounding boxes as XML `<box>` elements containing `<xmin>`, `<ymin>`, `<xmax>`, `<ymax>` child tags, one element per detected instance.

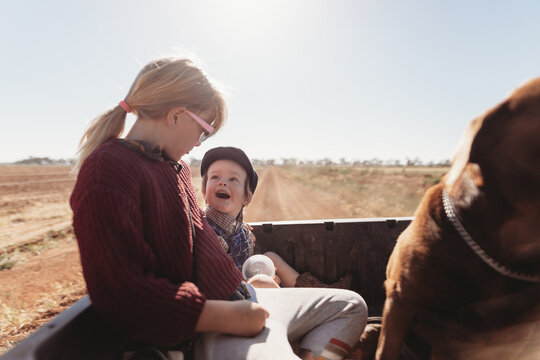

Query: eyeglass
<box><xmin>185</xmin><ymin>109</ymin><xmax>214</xmax><ymax>142</ymax></box>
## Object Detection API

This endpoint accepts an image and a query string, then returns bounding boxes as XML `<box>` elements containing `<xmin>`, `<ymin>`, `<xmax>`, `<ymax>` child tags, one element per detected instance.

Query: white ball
<box><xmin>242</xmin><ymin>254</ymin><xmax>275</xmax><ymax>279</ymax></box>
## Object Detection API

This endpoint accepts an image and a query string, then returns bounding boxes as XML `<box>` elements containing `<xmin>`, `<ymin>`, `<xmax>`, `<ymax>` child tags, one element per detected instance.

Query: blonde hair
<box><xmin>74</xmin><ymin>57</ymin><xmax>226</xmax><ymax>171</ymax></box>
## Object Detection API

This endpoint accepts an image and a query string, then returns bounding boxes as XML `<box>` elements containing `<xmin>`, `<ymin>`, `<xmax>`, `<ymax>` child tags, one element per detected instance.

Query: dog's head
<box><xmin>443</xmin><ymin>77</ymin><xmax>540</xmax><ymax>268</ymax></box>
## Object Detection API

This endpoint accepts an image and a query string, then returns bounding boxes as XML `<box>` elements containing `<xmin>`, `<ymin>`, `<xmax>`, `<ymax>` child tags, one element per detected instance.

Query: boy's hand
<box><xmin>247</xmin><ymin>224</ymin><xmax>256</xmax><ymax>244</ymax></box>
<box><xmin>273</xmin><ymin>268</ymin><xmax>281</xmax><ymax>285</ymax></box>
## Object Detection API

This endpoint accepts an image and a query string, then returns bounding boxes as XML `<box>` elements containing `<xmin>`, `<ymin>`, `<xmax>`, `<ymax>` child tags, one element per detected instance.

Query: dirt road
<box><xmin>245</xmin><ymin>167</ymin><xmax>348</xmax><ymax>222</ymax></box>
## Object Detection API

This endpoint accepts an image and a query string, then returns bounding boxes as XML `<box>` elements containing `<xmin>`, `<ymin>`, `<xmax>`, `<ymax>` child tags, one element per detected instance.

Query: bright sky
<box><xmin>1</xmin><ymin>0</ymin><xmax>539</xmax><ymax>164</ymax></box>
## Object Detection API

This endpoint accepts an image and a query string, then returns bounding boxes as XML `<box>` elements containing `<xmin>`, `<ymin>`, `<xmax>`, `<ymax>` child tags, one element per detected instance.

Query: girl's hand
<box><xmin>196</xmin><ymin>300</ymin><xmax>269</xmax><ymax>337</ymax></box>
<box><xmin>228</xmin><ymin>300</ymin><xmax>269</xmax><ymax>336</ymax></box>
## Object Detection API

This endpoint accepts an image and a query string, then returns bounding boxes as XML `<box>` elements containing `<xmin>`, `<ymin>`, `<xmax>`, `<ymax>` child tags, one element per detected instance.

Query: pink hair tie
<box><xmin>119</xmin><ymin>100</ymin><xmax>132</xmax><ymax>113</ymax></box>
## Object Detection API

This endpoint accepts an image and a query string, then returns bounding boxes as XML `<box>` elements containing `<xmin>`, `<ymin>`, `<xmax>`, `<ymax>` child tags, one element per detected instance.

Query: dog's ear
<box><xmin>465</xmin><ymin>163</ymin><xmax>484</xmax><ymax>187</ymax></box>
<box><xmin>445</xmin><ymin>116</ymin><xmax>484</xmax><ymax>186</ymax></box>
<box><xmin>445</xmin><ymin>162</ymin><xmax>483</xmax><ymax>209</ymax></box>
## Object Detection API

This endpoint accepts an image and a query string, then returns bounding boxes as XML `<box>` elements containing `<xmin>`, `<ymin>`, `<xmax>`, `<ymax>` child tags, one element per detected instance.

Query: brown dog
<box><xmin>376</xmin><ymin>78</ymin><xmax>540</xmax><ymax>360</ymax></box>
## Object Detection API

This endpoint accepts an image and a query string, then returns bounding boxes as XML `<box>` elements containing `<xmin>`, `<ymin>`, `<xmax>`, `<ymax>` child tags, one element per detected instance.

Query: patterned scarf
<box><xmin>204</xmin><ymin>206</ymin><xmax>254</xmax><ymax>271</ymax></box>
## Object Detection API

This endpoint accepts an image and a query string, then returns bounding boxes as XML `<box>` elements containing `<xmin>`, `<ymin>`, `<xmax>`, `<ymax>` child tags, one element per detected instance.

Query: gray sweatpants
<box><xmin>195</xmin><ymin>286</ymin><xmax>368</xmax><ymax>360</ymax></box>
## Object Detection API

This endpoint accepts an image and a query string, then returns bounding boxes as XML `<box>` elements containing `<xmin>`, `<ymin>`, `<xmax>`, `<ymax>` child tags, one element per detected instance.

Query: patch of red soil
<box><xmin>0</xmin><ymin>238</ymin><xmax>86</xmax><ymax>353</ymax></box>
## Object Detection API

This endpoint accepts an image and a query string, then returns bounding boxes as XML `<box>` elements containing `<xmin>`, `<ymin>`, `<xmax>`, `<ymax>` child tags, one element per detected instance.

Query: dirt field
<box><xmin>0</xmin><ymin>164</ymin><xmax>447</xmax><ymax>354</ymax></box>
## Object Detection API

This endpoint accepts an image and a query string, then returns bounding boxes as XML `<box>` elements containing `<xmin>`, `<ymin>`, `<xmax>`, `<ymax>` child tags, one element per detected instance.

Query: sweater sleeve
<box><xmin>72</xmin><ymin>183</ymin><xmax>206</xmax><ymax>347</ymax></box>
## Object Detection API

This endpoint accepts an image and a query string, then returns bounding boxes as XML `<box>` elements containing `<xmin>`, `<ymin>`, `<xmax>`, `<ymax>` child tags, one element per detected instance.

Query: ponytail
<box><xmin>74</xmin><ymin>56</ymin><xmax>227</xmax><ymax>172</ymax></box>
<box><xmin>74</xmin><ymin>105</ymin><xmax>127</xmax><ymax>172</ymax></box>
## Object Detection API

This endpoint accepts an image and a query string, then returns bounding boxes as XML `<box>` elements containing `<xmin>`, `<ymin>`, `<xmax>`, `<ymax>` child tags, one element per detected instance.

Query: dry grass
<box><xmin>0</xmin><ymin>230</ymin><xmax>85</xmax><ymax>353</ymax></box>
<box><xmin>0</xmin><ymin>252</ymin><xmax>18</xmax><ymax>271</ymax></box>
<box><xmin>0</xmin><ymin>278</ymin><xmax>85</xmax><ymax>351</ymax></box>
<box><xmin>1</xmin><ymin>225</ymin><xmax>73</xmax><ymax>270</ymax></box>
<box><xmin>280</xmin><ymin>166</ymin><xmax>448</xmax><ymax>217</ymax></box>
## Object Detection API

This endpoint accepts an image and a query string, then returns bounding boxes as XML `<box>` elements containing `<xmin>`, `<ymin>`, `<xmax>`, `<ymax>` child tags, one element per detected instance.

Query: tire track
<box><xmin>245</xmin><ymin>167</ymin><xmax>349</xmax><ymax>222</ymax></box>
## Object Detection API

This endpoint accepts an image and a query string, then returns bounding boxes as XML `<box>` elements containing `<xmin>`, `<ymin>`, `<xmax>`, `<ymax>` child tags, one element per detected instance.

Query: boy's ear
<box><xmin>201</xmin><ymin>183</ymin><xmax>207</xmax><ymax>200</ymax></box>
<box><xmin>243</xmin><ymin>191</ymin><xmax>253</xmax><ymax>206</ymax></box>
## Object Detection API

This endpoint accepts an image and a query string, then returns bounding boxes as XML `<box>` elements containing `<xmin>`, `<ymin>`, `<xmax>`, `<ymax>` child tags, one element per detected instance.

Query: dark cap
<box><xmin>201</xmin><ymin>147</ymin><xmax>258</xmax><ymax>193</ymax></box>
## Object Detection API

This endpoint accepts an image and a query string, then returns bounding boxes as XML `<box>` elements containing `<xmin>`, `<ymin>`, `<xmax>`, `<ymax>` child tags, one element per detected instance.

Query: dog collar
<box><xmin>442</xmin><ymin>189</ymin><xmax>540</xmax><ymax>283</ymax></box>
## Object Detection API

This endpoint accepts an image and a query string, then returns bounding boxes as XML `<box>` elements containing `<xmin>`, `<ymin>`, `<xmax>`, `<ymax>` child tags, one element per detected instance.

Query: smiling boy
<box><xmin>201</xmin><ymin>147</ymin><xmax>259</xmax><ymax>271</ymax></box>
<box><xmin>201</xmin><ymin>147</ymin><xmax>352</xmax><ymax>291</ymax></box>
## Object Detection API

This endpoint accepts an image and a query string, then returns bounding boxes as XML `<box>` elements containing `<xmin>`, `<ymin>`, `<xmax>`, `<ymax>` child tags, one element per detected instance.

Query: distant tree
<box><xmin>406</xmin><ymin>157</ymin><xmax>422</xmax><ymax>167</ymax></box>
<box><xmin>369</xmin><ymin>158</ymin><xmax>383</xmax><ymax>167</ymax></box>
<box><xmin>281</xmin><ymin>158</ymin><xmax>297</xmax><ymax>166</ymax></box>
<box><xmin>14</xmin><ymin>156</ymin><xmax>74</xmax><ymax>165</ymax></box>
<box><xmin>189</xmin><ymin>158</ymin><xmax>201</xmax><ymax>167</ymax></box>
<box><xmin>436</xmin><ymin>159</ymin><xmax>451</xmax><ymax>167</ymax></box>
<box><xmin>265</xmin><ymin>159</ymin><xmax>275</xmax><ymax>166</ymax></box>
<box><xmin>322</xmin><ymin>158</ymin><xmax>334</xmax><ymax>166</ymax></box>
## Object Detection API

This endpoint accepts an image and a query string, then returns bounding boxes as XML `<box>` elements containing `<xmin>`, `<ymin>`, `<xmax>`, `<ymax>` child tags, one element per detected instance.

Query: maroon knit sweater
<box><xmin>70</xmin><ymin>138</ymin><xmax>242</xmax><ymax>347</ymax></box>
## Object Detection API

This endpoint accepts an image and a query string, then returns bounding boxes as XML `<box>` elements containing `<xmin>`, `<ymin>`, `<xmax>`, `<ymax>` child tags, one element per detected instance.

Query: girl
<box><xmin>70</xmin><ymin>56</ymin><xmax>367</xmax><ymax>360</ymax></box>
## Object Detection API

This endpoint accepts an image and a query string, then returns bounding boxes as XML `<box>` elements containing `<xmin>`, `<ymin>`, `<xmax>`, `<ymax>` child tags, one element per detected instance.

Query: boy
<box><xmin>201</xmin><ymin>146</ymin><xmax>351</xmax><ymax>289</ymax></box>
<box><xmin>201</xmin><ymin>147</ymin><xmax>258</xmax><ymax>268</ymax></box>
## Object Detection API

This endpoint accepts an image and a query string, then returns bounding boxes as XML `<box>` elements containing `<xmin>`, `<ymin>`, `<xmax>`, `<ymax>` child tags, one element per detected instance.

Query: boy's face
<box><xmin>204</xmin><ymin>159</ymin><xmax>251</xmax><ymax>218</ymax></box>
